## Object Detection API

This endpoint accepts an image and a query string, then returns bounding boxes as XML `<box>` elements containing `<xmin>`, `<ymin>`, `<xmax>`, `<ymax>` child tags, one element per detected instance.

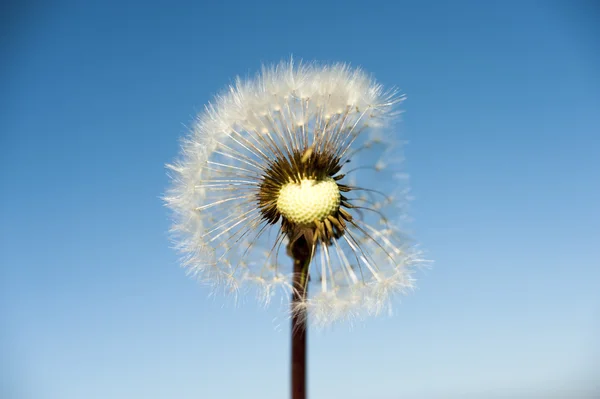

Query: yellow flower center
<box><xmin>277</xmin><ymin>177</ymin><xmax>341</xmax><ymax>225</ymax></box>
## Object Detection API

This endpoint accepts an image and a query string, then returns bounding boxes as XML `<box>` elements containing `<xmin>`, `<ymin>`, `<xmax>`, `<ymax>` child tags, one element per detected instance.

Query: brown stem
<box><xmin>290</xmin><ymin>236</ymin><xmax>311</xmax><ymax>399</ymax></box>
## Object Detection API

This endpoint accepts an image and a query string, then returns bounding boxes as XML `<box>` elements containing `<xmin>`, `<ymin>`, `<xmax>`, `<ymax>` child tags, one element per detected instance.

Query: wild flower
<box><xmin>165</xmin><ymin>60</ymin><xmax>421</xmax><ymax>327</ymax></box>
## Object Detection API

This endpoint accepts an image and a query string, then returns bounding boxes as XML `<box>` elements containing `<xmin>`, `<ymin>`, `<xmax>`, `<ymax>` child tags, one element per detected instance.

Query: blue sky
<box><xmin>1</xmin><ymin>1</ymin><xmax>599</xmax><ymax>398</ymax></box>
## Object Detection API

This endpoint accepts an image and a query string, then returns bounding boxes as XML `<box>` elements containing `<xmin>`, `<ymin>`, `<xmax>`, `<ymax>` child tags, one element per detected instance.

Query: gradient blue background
<box><xmin>2</xmin><ymin>1</ymin><xmax>599</xmax><ymax>398</ymax></box>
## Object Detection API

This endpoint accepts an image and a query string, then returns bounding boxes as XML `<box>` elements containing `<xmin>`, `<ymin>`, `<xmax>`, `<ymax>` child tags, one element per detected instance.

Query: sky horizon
<box><xmin>2</xmin><ymin>1</ymin><xmax>599</xmax><ymax>398</ymax></box>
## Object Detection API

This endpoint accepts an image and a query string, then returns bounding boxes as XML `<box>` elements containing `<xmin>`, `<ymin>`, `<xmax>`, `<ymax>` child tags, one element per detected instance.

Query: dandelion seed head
<box><xmin>165</xmin><ymin>59</ymin><xmax>422</xmax><ymax>326</ymax></box>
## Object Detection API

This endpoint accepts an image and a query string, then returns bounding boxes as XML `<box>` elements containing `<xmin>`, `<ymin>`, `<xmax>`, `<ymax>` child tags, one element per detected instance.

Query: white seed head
<box><xmin>277</xmin><ymin>178</ymin><xmax>340</xmax><ymax>226</ymax></box>
<box><xmin>164</xmin><ymin>59</ymin><xmax>424</xmax><ymax>327</ymax></box>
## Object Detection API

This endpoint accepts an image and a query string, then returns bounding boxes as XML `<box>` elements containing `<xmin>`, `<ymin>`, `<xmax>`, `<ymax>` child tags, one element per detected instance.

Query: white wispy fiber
<box><xmin>165</xmin><ymin>60</ymin><xmax>422</xmax><ymax>326</ymax></box>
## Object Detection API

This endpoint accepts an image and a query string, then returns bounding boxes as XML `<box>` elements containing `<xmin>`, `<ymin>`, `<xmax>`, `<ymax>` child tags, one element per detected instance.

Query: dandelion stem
<box><xmin>290</xmin><ymin>236</ymin><xmax>311</xmax><ymax>399</ymax></box>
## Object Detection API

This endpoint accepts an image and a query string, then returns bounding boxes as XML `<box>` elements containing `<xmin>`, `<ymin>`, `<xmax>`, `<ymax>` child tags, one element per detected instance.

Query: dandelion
<box><xmin>165</xmin><ymin>60</ymin><xmax>422</xmax><ymax>398</ymax></box>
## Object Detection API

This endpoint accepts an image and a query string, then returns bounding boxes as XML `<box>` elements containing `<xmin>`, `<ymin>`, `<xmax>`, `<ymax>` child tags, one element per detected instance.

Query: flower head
<box><xmin>165</xmin><ymin>60</ymin><xmax>421</xmax><ymax>326</ymax></box>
